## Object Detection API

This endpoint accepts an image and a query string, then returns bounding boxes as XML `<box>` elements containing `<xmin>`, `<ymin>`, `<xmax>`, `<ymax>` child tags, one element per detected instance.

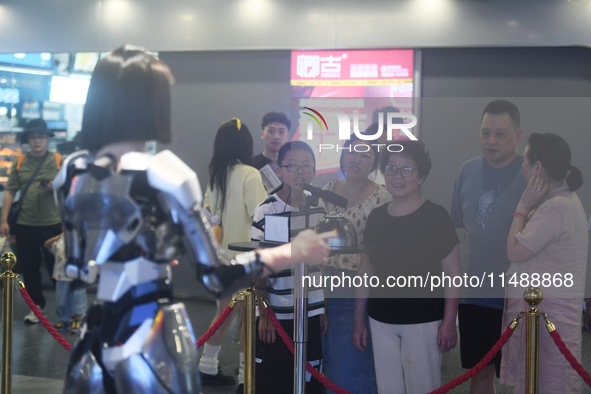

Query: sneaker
<box><xmin>200</xmin><ymin>369</ymin><xmax>236</xmax><ymax>386</ymax></box>
<box><xmin>70</xmin><ymin>319</ymin><xmax>82</xmax><ymax>333</ymax></box>
<box><xmin>24</xmin><ymin>307</ymin><xmax>42</xmax><ymax>324</ymax></box>
<box><xmin>53</xmin><ymin>321</ymin><xmax>69</xmax><ymax>331</ymax></box>
<box><xmin>236</xmin><ymin>363</ymin><xmax>244</xmax><ymax>392</ymax></box>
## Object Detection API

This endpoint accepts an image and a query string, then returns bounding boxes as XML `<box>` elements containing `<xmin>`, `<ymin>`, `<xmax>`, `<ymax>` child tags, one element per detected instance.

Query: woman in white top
<box><xmin>199</xmin><ymin>118</ymin><xmax>267</xmax><ymax>385</ymax></box>
<box><xmin>322</xmin><ymin>131</ymin><xmax>391</xmax><ymax>394</ymax></box>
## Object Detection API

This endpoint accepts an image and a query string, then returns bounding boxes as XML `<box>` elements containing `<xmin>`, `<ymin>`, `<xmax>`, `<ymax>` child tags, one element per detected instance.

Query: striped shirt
<box><xmin>252</xmin><ymin>194</ymin><xmax>325</xmax><ymax>320</ymax></box>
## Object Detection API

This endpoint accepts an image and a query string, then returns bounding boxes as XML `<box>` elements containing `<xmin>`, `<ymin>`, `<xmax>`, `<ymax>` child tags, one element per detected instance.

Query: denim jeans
<box><xmin>324</xmin><ymin>297</ymin><xmax>377</xmax><ymax>394</ymax></box>
<box><xmin>55</xmin><ymin>280</ymin><xmax>87</xmax><ymax>322</ymax></box>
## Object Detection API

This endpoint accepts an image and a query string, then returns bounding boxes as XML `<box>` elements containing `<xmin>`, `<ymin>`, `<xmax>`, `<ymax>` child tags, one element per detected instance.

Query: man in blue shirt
<box><xmin>450</xmin><ymin>100</ymin><xmax>526</xmax><ymax>394</ymax></box>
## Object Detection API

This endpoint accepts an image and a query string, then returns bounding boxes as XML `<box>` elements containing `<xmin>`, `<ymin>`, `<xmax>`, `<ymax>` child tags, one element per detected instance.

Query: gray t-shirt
<box><xmin>451</xmin><ymin>156</ymin><xmax>526</xmax><ymax>309</ymax></box>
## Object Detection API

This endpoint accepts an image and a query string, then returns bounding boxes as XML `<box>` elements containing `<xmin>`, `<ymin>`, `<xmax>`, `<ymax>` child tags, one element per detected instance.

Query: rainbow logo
<box><xmin>301</xmin><ymin>107</ymin><xmax>328</xmax><ymax>132</ymax></box>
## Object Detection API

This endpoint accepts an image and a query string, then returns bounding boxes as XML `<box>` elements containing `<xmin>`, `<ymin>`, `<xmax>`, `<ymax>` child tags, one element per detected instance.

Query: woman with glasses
<box><xmin>353</xmin><ymin>140</ymin><xmax>460</xmax><ymax>394</ymax></box>
<box><xmin>321</xmin><ymin>130</ymin><xmax>390</xmax><ymax>394</ymax></box>
<box><xmin>198</xmin><ymin>118</ymin><xmax>268</xmax><ymax>386</ymax></box>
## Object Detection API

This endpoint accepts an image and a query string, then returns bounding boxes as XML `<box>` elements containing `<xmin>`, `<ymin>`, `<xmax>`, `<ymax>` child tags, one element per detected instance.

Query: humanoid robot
<box><xmin>52</xmin><ymin>46</ymin><xmax>330</xmax><ymax>394</ymax></box>
<box><xmin>54</xmin><ymin>148</ymin><xmax>266</xmax><ymax>393</ymax></box>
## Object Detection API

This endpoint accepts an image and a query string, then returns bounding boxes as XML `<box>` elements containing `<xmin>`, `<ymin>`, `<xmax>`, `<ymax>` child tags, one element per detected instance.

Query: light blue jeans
<box><xmin>324</xmin><ymin>296</ymin><xmax>377</xmax><ymax>394</ymax></box>
<box><xmin>55</xmin><ymin>280</ymin><xmax>87</xmax><ymax>322</ymax></box>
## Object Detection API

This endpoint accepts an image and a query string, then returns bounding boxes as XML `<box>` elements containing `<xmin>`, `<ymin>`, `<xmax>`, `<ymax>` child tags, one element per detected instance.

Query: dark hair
<box><xmin>380</xmin><ymin>140</ymin><xmax>432</xmax><ymax>180</ymax></box>
<box><xmin>481</xmin><ymin>99</ymin><xmax>521</xmax><ymax>130</ymax></box>
<box><xmin>372</xmin><ymin>106</ymin><xmax>402</xmax><ymax>124</ymax></box>
<box><xmin>262</xmin><ymin>112</ymin><xmax>291</xmax><ymax>131</ymax></box>
<box><xmin>80</xmin><ymin>45</ymin><xmax>173</xmax><ymax>150</ymax></box>
<box><xmin>526</xmin><ymin>133</ymin><xmax>583</xmax><ymax>191</ymax></box>
<box><xmin>208</xmin><ymin>118</ymin><xmax>254</xmax><ymax>211</ymax></box>
<box><xmin>339</xmin><ymin>127</ymin><xmax>381</xmax><ymax>175</ymax></box>
<box><xmin>277</xmin><ymin>140</ymin><xmax>315</xmax><ymax>166</ymax></box>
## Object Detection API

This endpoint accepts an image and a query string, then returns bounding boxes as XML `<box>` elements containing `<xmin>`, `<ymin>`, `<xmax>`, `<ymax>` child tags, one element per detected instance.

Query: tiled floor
<box><xmin>1</xmin><ymin>286</ymin><xmax>591</xmax><ymax>393</ymax></box>
<box><xmin>1</xmin><ymin>287</ymin><xmax>241</xmax><ymax>394</ymax></box>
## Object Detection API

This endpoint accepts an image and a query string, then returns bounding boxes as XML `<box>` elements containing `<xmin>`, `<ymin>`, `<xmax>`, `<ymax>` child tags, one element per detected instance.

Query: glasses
<box><xmin>384</xmin><ymin>165</ymin><xmax>415</xmax><ymax>177</ymax></box>
<box><xmin>28</xmin><ymin>134</ymin><xmax>48</xmax><ymax>141</ymax></box>
<box><xmin>280</xmin><ymin>164</ymin><xmax>315</xmax><ymax>174</ymax></box>
<box><xmin>344</xmin><ymin>151</ymin><xmax>374</xmax><ymax>161</ymax></box>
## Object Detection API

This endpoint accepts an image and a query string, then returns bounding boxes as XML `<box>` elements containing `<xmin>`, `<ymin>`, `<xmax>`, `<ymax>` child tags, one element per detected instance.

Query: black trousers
<box><xmin>255</xmin><ymin>314</ymin><xmax>324</xmax><ymax>394</ymax></box>
<box><xmin>15</xmin><ymin>223</ymin><xmax>62</xmax><ymax>309</ymax></box>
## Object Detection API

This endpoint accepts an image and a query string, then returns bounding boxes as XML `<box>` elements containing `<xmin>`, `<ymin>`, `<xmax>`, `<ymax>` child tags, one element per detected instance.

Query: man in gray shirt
<box><xmin>450</xmin><ymin>100</ymin><xmax>526</xmax><ymax>394</ymax></box>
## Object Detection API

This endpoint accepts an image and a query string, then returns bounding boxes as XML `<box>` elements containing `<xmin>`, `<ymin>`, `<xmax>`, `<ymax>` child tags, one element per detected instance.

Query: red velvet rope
<box><xmin>21</xmin><ymin>280</ymin><xmax>234</xmax><ymax>351</ymax></box>
<box><xmin>548</xmin><ymin>329</ymin><xmax>591</xmax><ymax>388</ymax></box>
<box><xmin>264</xmin><ymin>305</ymin><xmax>352</xmax><ymax>394</ymax></box>
<box><xmin>19</xmin><ymin>285</ymin><xmax>72</xmax><ymax>351</ymax></box>
<box><xmin>428</xmin><ymin>324</ymin><xmax>516</xmax><ymax>394</ymax></box>
<box><xmin>196</xmin><ymin>304</ymin><xmax>235</xmax><ymax>348</ymax></box>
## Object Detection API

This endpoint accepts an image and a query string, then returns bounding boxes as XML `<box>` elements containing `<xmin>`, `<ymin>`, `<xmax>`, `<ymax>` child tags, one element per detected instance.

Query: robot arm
<box><xmin>142</xmin><ymin>150</ymin><xmax>265</xmax><ymax>296</ymax></box>
<box><xmin>156</xmin><ymin>189</ymin><xmax>262</xmax><ymax>296</ymax></box>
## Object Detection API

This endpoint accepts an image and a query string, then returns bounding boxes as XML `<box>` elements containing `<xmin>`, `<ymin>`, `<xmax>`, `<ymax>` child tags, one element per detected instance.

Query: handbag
<box><xmin>7</xmin><ymin>152</ymin><xmax>49</xmax><ymax>236</ymax></box>
<box><xmin>7</xmin><ymin>201</ymin><xmax>21</xmax><ymax>235</ymax></box>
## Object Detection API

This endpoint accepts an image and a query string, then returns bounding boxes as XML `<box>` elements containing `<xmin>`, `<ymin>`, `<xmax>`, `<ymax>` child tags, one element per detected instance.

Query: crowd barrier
<box><xmin>2</xmin><ymin>251</ymin><xmax>590</xmax><ymax>394</ymax></box>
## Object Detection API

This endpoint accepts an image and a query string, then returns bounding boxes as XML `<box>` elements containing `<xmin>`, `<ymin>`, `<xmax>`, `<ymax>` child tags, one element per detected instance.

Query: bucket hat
<box><xmin>20</xmin><ymin>119</ymin><xmax>55</xmax><ymax>144</ymax></box>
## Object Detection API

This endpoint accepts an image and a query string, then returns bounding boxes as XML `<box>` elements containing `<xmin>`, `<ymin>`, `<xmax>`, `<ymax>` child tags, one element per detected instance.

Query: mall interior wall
<box><xmin>165</xmin><ymin>46</ymin><xmax>591</xmax><ymax>298</ymax></box>
<box><xmin>162</xmin><ymin>47</ymin><xmax>591</xmax><ymax>217</ymax></box>
<box><xmin>2</xmin><ymin>0</ymin><xmax>591</xmax><ymax>53</ymax></box>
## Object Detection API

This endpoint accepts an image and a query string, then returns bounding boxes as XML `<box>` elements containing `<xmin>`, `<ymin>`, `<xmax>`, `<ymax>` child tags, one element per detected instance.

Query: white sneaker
<box><xmin>237</xmin><ymin>362</ymin><xmax>244</xmax><ymax>385</ymax></box>
<box><xmin>24</xmin><ymin>307</ymin><xmax>42</xmax><ymax>324</ymax></box>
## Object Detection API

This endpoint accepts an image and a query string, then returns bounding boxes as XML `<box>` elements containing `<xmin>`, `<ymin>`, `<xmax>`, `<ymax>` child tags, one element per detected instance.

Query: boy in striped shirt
<box><xmin>251</xmin><ymin>141</ymin><xmax>325</xmax><ymax>394</ymax></box>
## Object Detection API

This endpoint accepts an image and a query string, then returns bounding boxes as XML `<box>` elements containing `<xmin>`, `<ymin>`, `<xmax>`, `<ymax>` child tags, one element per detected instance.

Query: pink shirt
<box><xmin>501</xmin><ymin>184</ymin><xmax>588</xmax><ymax>393</ymax></box>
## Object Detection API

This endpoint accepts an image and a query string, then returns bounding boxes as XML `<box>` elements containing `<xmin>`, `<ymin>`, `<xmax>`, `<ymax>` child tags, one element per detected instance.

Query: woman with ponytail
<box><xmin>502</xmin><ymin>133</ymin><xmax>588</xmax><ymax>393</ymax></box>
<box><xmin>199</xmin><ymin>118</ymin><xmax>267</xmax><ymax>386</ymax></box>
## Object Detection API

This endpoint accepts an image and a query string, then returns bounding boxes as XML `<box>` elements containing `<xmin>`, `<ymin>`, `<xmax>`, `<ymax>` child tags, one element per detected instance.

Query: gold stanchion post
<box><xmin>524</xmin><ymin>286</ymin><xmax>543</xmax><ymax>394</ymax></box>
<box><xmin>1</xmin><ymin>252</ymin><xmax>18</xmax><ymax>394</ymax></box>
<box><xmin>231</xmin><ymin>288</ymin><xmax>256</xmax><ymax>394</ymax></box>
<box><xmin>243</xmin><ymin>288</ymin><xmax>255</xmax><ymax>394</ymax></box>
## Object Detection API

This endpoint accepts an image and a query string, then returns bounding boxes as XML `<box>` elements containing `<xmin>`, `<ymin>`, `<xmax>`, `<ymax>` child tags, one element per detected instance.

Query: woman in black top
<box><xmin>353</xmin><ymin>140</ymin><xmax>460</xmax><ymax>394</ymax></box>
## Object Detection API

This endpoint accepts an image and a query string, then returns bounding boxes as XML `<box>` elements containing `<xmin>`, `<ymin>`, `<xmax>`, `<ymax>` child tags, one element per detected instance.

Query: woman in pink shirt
<box><xmin>503</xmin><ymin>132</ymin><xmax>587</xmax><ymax>394</ymax></box>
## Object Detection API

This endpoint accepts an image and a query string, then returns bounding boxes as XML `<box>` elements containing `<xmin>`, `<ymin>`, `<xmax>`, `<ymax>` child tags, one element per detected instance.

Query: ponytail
<box><xmin>566</xmin><ymin>165</ymin><xmax>583</xmax><ymax>191</ymax></box>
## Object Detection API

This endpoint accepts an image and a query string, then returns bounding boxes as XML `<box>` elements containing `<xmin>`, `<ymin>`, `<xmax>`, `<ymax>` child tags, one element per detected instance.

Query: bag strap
<box><xmin>17</xmin><ymin>152</ymin><xmax>61</xmax><ymax>171</ymax></box>
<box><xmin>211</xmin><ymin>194</ymin><xmax>223</xmax><ymax>226</ymax></box>
<box><xmin>13</xmin><ymin>151</ymin><xmax>50</xmax><ymax>212</ymax></box>
<box><xmin>16</xmin><ymin>154</ymin><xmax>25</xmax><ymax>171</ymax></box>
<box><xmin>55</xmin><ymin>152</ymin><xmax>62</xmax><ymax>170</ymax></box>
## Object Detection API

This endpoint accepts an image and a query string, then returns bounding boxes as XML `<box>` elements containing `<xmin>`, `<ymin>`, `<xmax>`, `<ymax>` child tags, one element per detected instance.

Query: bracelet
<box><xmin>512</xmin><ymin>211</ymin><xmax>529</xmax><ymax>220</ymax></box>
<box><xmin>255</xmin><ymin>251</ymin><xmax>275</xmax><ymax>275</ymax></box>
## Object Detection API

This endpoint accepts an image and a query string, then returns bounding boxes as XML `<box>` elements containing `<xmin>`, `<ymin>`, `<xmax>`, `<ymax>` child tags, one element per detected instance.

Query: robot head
<box><xmin>80</xmin><ymin>45</ymin><xmax>174</xmax><ymax>151</ymax></box>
